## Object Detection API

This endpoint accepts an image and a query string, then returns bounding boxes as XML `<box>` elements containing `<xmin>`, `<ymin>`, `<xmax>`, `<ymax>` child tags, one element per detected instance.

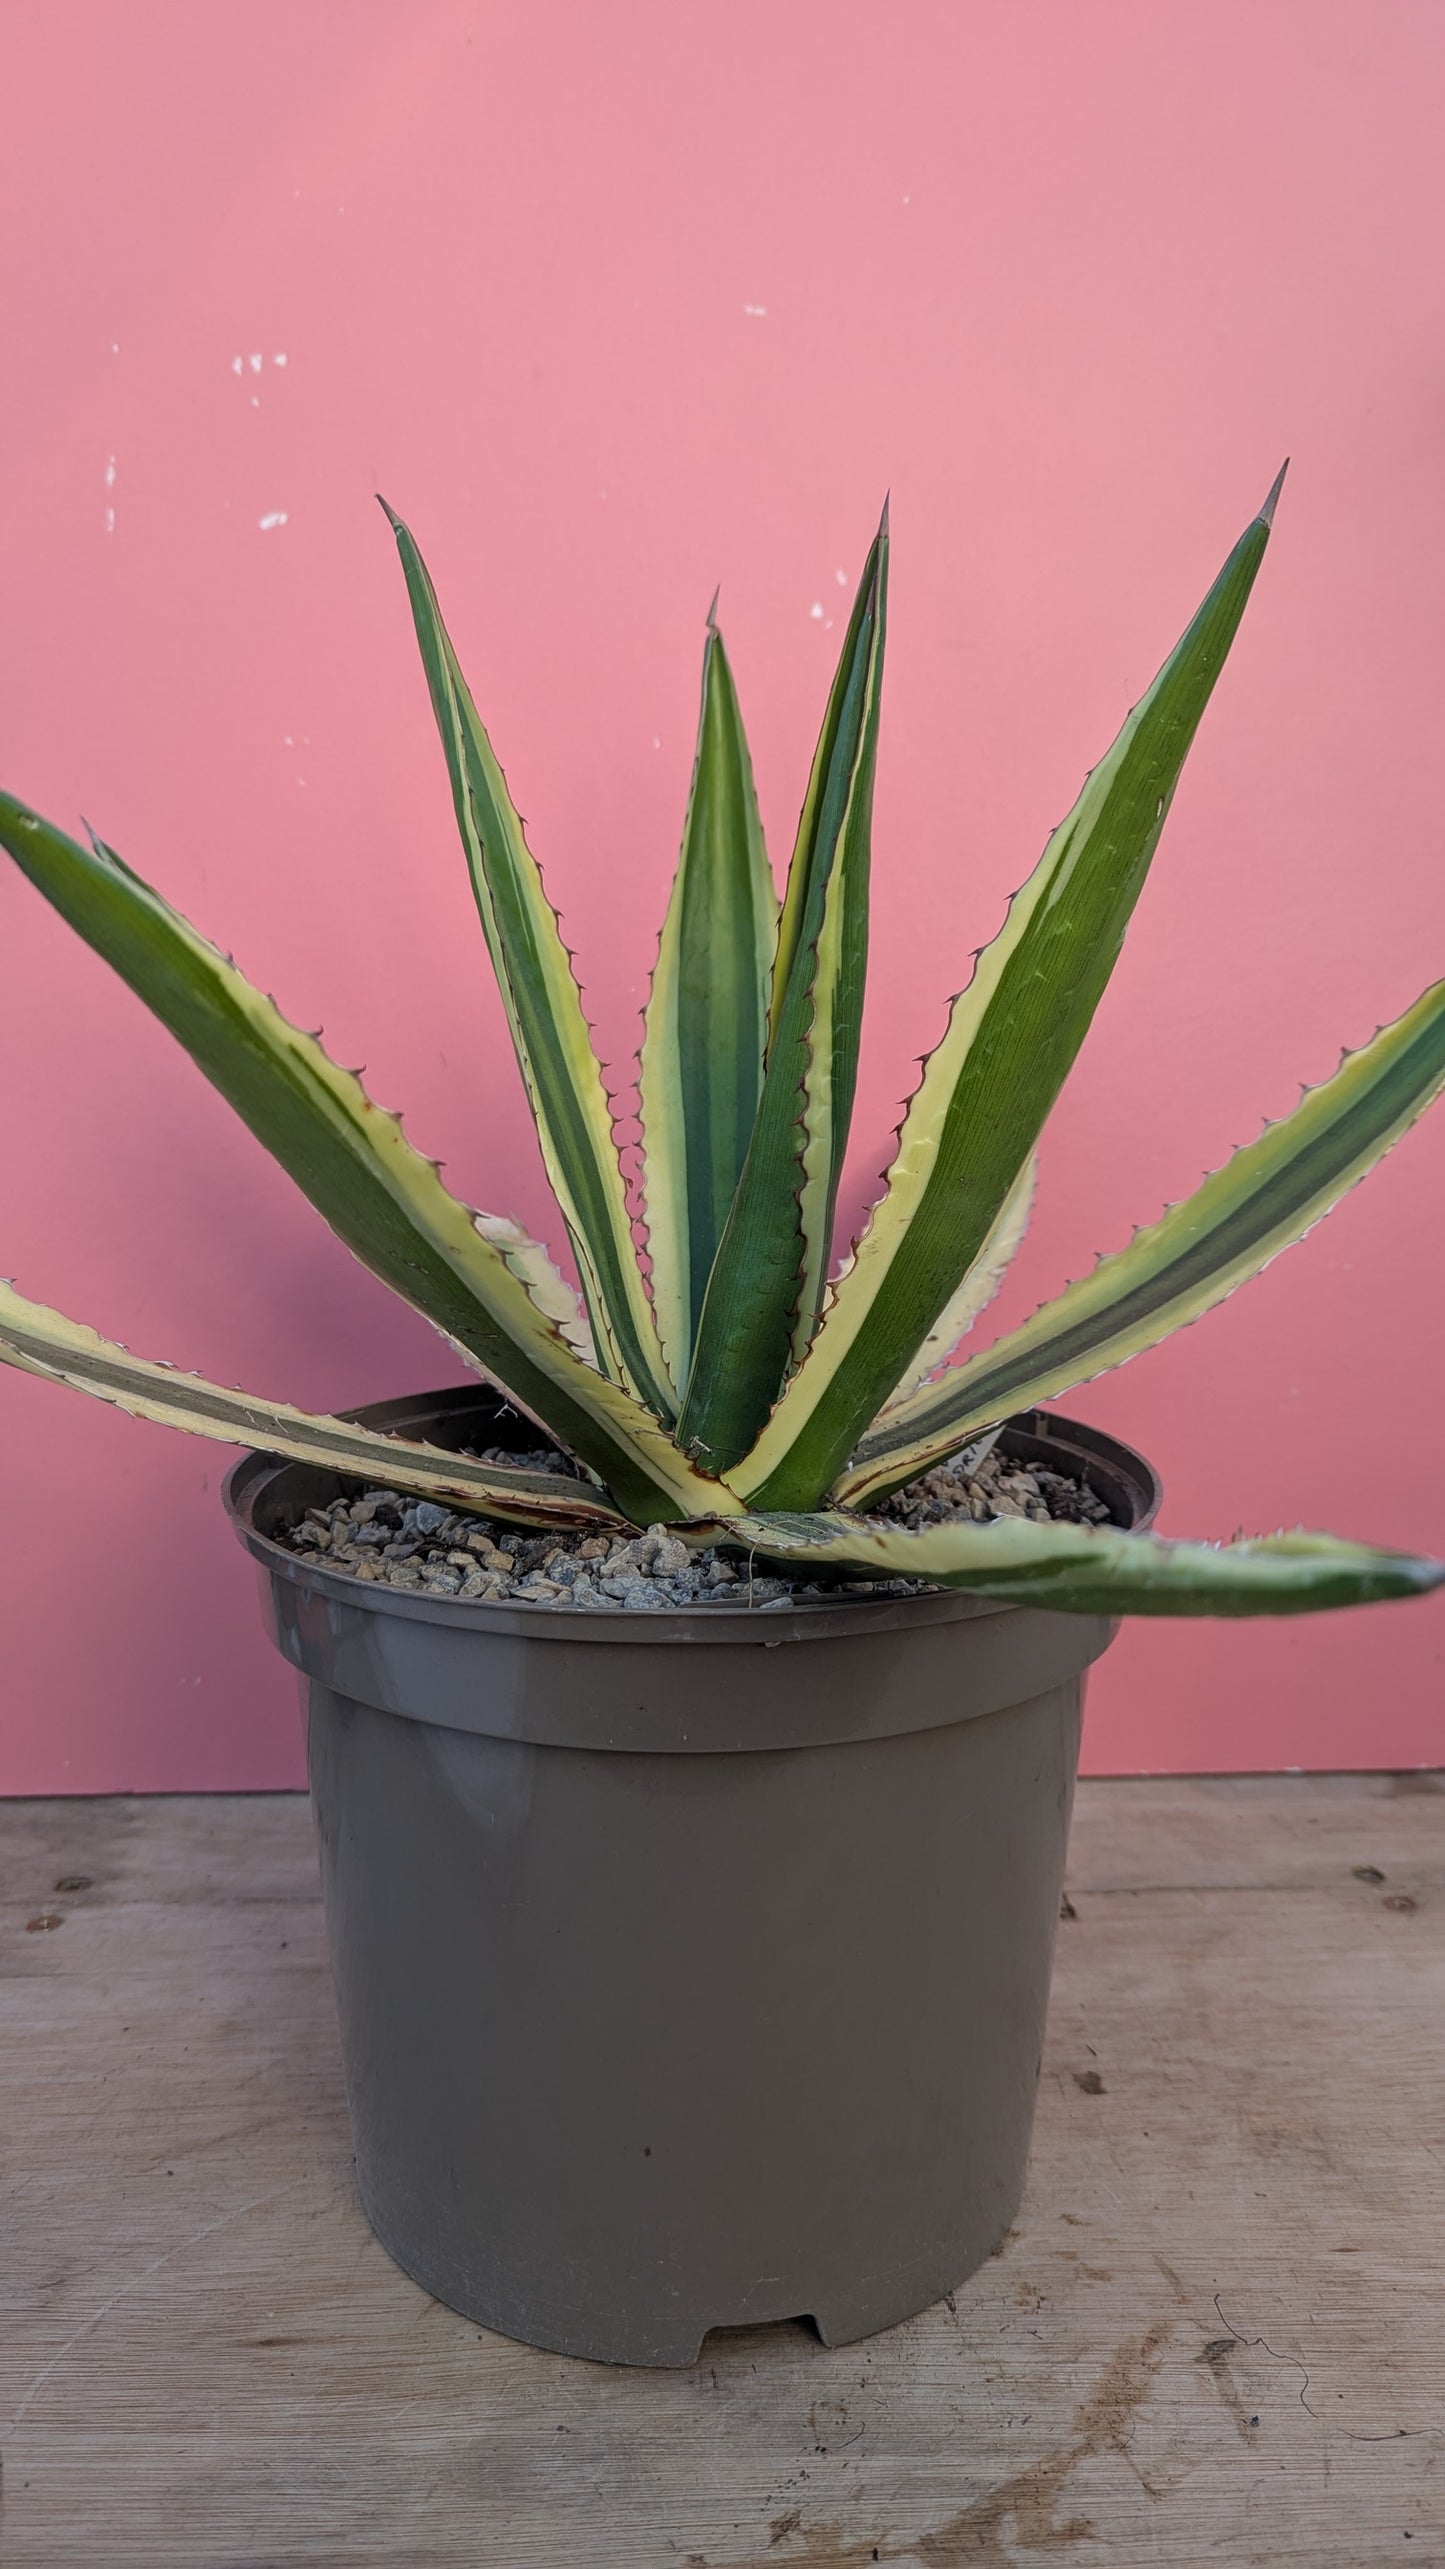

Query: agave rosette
<box><xmin>3</xmin><ymin>478</ymin><xmax>1443</xmax><ymax>1619</ymax></box>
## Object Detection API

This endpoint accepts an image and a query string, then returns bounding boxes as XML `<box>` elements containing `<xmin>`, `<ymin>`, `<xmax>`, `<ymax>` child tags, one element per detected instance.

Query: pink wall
<box><xmin>2</xmin><ymin>1</ymin><xmax>1443</xmax><ymax>1792</ymax></box>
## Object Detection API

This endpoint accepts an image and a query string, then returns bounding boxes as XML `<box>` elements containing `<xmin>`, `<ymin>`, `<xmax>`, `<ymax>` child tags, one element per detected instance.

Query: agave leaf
<box><xmin>0</xmin><ymin>795</ymin><xmax>732</xmax><ymax>1524</ymax></box>
<box><xmin>0</xmin><ymin>1281</ymin><xmax>628</xmax><ymax>1530</ymax></box>
<box><xmin>874</xmin><ymin>1150</ymin><xmax>1036</xmax><ymax>1417</ymax></box>
<box><xmin>675</xmin><ymin>510</ymin><xmax>889</xmax><ymax>1469</ymax></box>
<box><xmin>725</xmin><ymin>1506</ymin><xmax>1445</xmax><ymax>1618</ymax></box>
<box><xmin>736</xmin><ymin>477</ymin><xmax>1283</xmax><ymax>1511</ymax></box>
<box><xmin>639</xmin><ymin>613</ymin><xmax>777</xmax><ymax>1386</ymax></box>
<box><xmin>840</xmin><ymin>980</ymin><xmax>1445</xmax><ymax>1507</ymax></box>
<box><xmin>382</xmin><ymin>503</ymin><xmax>674</xmax><ymax>1419</ymax></box>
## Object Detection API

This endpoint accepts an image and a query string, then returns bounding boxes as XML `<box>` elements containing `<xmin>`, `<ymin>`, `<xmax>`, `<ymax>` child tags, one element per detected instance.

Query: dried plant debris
<box><xmin>281</xmin><ymin>1440</ymin><xmax>1110</xmax><ymax>1612</ymax></box>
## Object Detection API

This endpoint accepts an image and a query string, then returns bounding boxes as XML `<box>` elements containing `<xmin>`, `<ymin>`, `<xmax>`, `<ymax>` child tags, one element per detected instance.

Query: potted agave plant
<box><xmin>2</xmin><ymin>475</ymin><xmax>1442</xmax><ymax>2367</ymax></box>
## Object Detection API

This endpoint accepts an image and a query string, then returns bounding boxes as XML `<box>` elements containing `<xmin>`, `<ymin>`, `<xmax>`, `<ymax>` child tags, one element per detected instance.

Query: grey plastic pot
<box><xmin>224</xmin><ymin>1386</ymin><xmax>1159</xmax><ymax>2368</ymax></box>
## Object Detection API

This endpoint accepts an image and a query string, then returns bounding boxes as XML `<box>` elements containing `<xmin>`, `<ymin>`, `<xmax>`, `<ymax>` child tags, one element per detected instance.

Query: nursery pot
<box><xmin>225</xmin><ymin>1386</ymin><xmax>1159</xmax><ymax>2368</ymax></box>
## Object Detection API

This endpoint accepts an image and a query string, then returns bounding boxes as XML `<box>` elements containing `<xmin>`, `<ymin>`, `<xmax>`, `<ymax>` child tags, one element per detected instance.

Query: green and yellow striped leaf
<box><xmin>382</xmin><ymin>503</ymin><xmax>674</xmax><ymax>1419</ymax></box>
<box><xmin>675</xmin><ymin>510</ymin><xmax>889</xmax><ymax>1470</ymax></box>
<box><xmin>0</xmin><ymin>795</ymin><xmax>732</xmax><ymax>1524</ymax></box>
<box><xmin>639</xmin><ymin>611</ymin><xmax>777</xmax><ymax>1386</ymax></box>
<box><xmin>0</xmin><ymin>1280</ymin><xmax>627</xmax><ymax>1530</ymax></box>
<box><xmin>874</xmin><ymin>1150</ymin><xmax>1036</xmax><ymax>1417</ymax></box>
<box><xmin>735</xmin><ymin>477</ymin><xmax>1283</xmax><ymax>1510</ymax></box>
<box><xmin>840</xmin><ymin>979</ymin><xmax>1445</xmax><ymax>1507</ymax></box>
<box><xmin>728</xmin><ymin>1506</ymin><xmax>1445</xmax><ymax>1618</ymax></box>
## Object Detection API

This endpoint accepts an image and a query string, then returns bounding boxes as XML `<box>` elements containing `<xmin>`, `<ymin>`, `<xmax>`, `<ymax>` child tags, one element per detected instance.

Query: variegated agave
<box><xmin>3</xmin><ymin>479</ymin><xmax>1444</xmax><ymax>1616</ymax></box>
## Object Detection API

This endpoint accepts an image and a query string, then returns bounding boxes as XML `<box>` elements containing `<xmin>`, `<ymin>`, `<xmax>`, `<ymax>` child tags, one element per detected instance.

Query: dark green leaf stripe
<box><xmin>840</xmin><ymin>978</ymin><xmax>1445</xmax><ymax>1505</ymax></box>
<box><xmin>639</xmin><ymin>616</ymin><xmax>777</xmax><ymax>1383</ymax></box>
<box><xmin>732</xmin><ymin>1507</ymin><xmax>1445</xmax><ymax>1617</ymax></box>
<box><xmin>738</xmin><ymin>480</ymin><xmax>1282</xmax><ymax>1511</ymax></box>
<box><xmin>0</xmin><ymin>794</ymin><xmax>726</xmax><ymax>1522</ymax></box>
<box><xmin>382</xmin><ymin>504</ymin><xmax>674</xmax><ymax>1419</ymax></box>
<box><xmin>675</xmin><ymin>512</ymin><xmax>888</xmax><ymax>1470</ymax></box>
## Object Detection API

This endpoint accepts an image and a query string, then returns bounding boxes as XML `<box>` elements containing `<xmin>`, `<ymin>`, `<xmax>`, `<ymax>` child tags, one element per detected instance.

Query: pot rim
<box><xmin>222</xmin><ymin>1388</ymin><xmax>1162</xmax><ymax>1651</ymax></box>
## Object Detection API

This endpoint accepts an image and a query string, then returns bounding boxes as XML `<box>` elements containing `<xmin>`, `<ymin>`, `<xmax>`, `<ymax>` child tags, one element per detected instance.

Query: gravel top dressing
<box><xmin>281</xmin><ymin>1438</ymin><xmax>1112</xmax><ymax>1612</ymax></box>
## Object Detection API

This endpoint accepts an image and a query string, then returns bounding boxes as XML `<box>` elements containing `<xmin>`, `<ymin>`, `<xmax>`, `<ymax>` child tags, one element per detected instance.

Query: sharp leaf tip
<box><xmin>1260</xmin><ymin>460</ymin><xmax>1290</xmax><ymax>526</ymax></box>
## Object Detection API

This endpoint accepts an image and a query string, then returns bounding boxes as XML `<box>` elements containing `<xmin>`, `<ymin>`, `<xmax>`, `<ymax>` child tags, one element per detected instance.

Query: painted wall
<box><xmin>2</xmin><ymin>0</ymin><xmax>1443</xmax><ymax>1793</ymax></box>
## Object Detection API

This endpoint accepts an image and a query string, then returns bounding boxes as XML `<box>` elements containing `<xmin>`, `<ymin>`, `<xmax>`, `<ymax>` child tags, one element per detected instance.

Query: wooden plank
<box><xmin>1</xmin><ymin>1775</ymin><xmax>1441</xmax><ymax>2567</ymax></box>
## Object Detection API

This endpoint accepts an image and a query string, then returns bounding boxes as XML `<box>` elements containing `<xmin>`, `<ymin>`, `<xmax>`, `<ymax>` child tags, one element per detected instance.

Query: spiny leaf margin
<box><xmin>0</xmin><ymin>1280</ymin><xmax>629</xmax><ymax>1530</ymax></box>
<box><xmin>0</xmin><ymin>792</ymin><xmax>730</xmax><ymax>1523</ymax></box>
<box><xmin>382</xmin><ymin>502</ymin><xmax>675</xmax><ymax>1417</ymax></box>
<box><xmin>840</xmin><ymin>976</ymin><xmax>1445</xmax><ymax>1506</ymax></box>
<box><xmin>736</xmin><ymin>476</ymin><xmax>1283</xmax><ymax>1510</ymax></box>
<box><xmin>725</xmin><ymin>1506</ymin><xmax>1445</xmax><ymax>1618</ymax></box>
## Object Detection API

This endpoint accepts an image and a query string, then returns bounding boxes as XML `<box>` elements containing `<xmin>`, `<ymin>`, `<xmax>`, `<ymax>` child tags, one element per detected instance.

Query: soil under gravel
<box><xmin>279</xmin><ymin>1435</ymin><xmax>1112</xmax><ymax>1613</ymax></box>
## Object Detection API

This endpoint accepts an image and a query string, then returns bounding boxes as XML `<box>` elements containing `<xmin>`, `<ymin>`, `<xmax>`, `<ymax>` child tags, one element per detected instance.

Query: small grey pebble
<box><xmin>614</xmin><ymin>1579</ymin><xmax>668</xmax><ymax>1611</ymax></box>
<box><xmin>637</xmin><ymin>1528</ymin><xmax>692</xmax><ymax>1579</ymax></box>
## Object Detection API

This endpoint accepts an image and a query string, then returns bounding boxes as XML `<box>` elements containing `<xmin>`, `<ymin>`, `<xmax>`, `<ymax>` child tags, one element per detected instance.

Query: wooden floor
<box><xmin>1</xmin><ymin>1778</ymin><xmax>1442</xmax><ymax>2568</ymax></box>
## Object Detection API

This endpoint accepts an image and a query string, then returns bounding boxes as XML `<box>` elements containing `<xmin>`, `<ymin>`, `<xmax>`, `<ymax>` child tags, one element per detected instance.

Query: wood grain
<box><xmin>1</xmin><ymin>1776</ymin><xmax>1441</xmax><ymax>2567</ymax></box>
